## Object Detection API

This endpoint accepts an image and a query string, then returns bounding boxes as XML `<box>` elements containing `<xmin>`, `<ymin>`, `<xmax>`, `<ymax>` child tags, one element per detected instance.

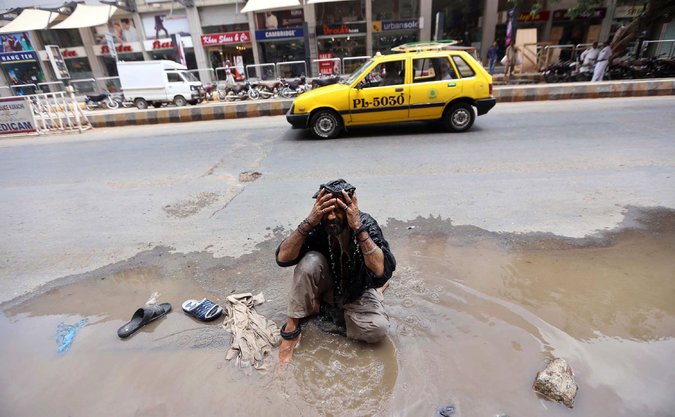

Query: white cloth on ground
<box><xmin>222</xmin><ymin>292</ymin><xmax>280</xmax><ymax>369</ymax></box>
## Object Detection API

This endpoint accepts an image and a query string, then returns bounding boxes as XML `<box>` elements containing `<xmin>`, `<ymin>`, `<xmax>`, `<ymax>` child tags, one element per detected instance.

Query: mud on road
<box><xmin>1</xmin><ymin>207</ymin><xmax>674</xmax><ymax>417</ymax></box>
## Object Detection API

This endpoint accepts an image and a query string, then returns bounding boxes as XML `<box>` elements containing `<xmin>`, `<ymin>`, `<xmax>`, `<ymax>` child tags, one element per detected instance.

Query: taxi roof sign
<box><xmin>390</xmin><ymin>40</ymin><xmax>460</xmax><ymax>53</ymax></box>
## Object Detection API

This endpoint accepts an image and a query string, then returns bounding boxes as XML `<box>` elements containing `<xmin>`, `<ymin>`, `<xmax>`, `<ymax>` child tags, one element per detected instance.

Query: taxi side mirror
<box><xmin>356</xmin><ymin>81</ymin><xmax>364</xmax><ymax>90</ymax></box>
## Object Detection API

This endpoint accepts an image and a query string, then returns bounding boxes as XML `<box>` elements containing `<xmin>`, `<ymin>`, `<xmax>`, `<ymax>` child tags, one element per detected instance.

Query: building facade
<box><xmin>0</xmin><ymin>0</ymin><xmax>671</xmax><ymax>88</ymax></box>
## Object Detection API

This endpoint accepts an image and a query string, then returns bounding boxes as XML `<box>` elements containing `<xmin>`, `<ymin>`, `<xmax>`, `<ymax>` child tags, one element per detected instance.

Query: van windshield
<box><xmin>182</xmin><ymin>71</ymin><xmax>199</xmax><ymax>82</ymax></box>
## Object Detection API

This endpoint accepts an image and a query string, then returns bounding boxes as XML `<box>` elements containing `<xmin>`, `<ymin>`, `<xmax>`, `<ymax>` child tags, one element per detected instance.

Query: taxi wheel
<box><xmin>444</xmin><ymin>103</ymin><xmax>475</xmax><ymax>132</ymax></box>
<box><xmin>310</xmin><ymin>109</ymin><xmax>342</xmax><ymax>139</ymax></box>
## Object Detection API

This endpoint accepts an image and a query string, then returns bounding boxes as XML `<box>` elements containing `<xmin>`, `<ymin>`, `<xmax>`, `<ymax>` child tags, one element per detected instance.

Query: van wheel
<box><xmin>173</xmin><ymin>95</ymin><xmax>187</xmax><ymax>107</ymax></box>
<box><xmin>443</xmin><ymin>103</ymin><xmax>475</xmax><ymax>132</ymax></box>
<box><xmin>134</xmin><ymin>98</ymin><xmax>148</xmax><ymax>110</ymax></box>
<box><xmin>188</xmin><ymin>100</ymin><xmax>199</xmax><ymax>105</ymax></box>
<box><xmin>310</xmin><ymin>109</ymin><xmax>342</xmax><ymax>139</ymax></box>
<box><xmin>152</xmin><ymin>102</ymin><xmax>162</xmax><ymax>108</ymax></box>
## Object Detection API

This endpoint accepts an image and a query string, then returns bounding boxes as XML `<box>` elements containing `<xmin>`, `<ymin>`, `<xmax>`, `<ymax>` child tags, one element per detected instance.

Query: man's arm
<box><xmin>276</xmin><ymin>190</ymin><xmax>336</xmax><ymax>265</ymax></box>
<box><xmin>336</xmin><ymin>191</ymin><xmax>386</xmax><ymax>277</ymax></box>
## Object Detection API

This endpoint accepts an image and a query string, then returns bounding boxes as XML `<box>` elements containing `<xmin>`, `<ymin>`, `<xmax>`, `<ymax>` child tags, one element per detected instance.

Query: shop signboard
<box><xmin>45</xmin><ymin>45</ymin><xmax>70</xmax><ymax>80</ymax></box>
<box><xmin>553</xmin><ymin>7</ymin><xmax>606</xmax><ymax>20</ymax></box>
<box><xmin>372</xmin><ymin>19</ymin><xmax>419</xmax><ymax>33</ymax></box>
<box><xmin>142</xmin><ymin>12</ymin><xmax>190</xmax><ymax>40</ymax></box>
<box><xmin>145</xmin><ymin>37</ymin><xmax>194</xmax><ymax>50</ymax></box>
<box><xmin>0</xmin><ymin>51</ymin><xmax>38</xmax><ymax>64</ymax></box>
<box><xmin>317</xmin><ymin>22</ymin><xmax>367</xmax><ymax>36</ymax></box>
<box><xmin>0</xmin><ymin>97</ymin><xmax>37</xmax><ymax>135</ymax></box>
<box><xmin>38</xmin><ymin>47</ymin><xmax>87</xmax><ymax>60</ymax></box>
<box><xmin>104</xmin><ymin>32</ymin><xmax>117</xmax><ymax>61</ymax></box>
<box><xmin>614</xmin><ymin>5</ymin><xmax>643</xmax><ymax>19</ymax></box>
<box><xmin>200</xmin><ymin>32</ymin><xmax>251</xmax><ymax>46</ymax></box>
<box><xmin>255</xmin><ymin>28</ymin><xmax>304</xmax><ymax>41</ymax></box>
<box><xmin>497</xmin><ymin>10</ymin><xmax>550</xmax><ymax>24</ymax></box>
<box><xmin>93</xmin><ymin>42</ymin><xmax>142</xmax><ymax>56</ymax></box>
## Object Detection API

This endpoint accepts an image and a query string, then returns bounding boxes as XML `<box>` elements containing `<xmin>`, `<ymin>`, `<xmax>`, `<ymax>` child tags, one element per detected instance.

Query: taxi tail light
<box><xmin>489</xmin><ymin>83</ymin><xmax>493</xmax><ymax>95</ymax></box>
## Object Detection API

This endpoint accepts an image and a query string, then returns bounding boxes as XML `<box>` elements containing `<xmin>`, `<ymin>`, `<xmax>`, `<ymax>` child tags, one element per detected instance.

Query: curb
<box><xmin>87</xmin><ymin>78</ymin><xmax>675</xmax><ymax>128</ymax></box>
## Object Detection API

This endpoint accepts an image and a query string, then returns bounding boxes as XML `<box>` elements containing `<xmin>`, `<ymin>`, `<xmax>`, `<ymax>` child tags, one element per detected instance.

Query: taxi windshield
<box><xmin>341</xmin><ymin>60</ymin><xmax>374</xmax><ymax>85</ymax></box>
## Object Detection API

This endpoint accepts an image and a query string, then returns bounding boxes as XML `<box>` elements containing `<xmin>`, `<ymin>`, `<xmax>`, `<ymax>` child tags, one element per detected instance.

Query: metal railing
<box><xmin>541</xmin><ymin>44</ymin><xmax>577</xmax><ymax>68</ymax></box>
<box><xmin>187</xmin><ymin>68</ymin><xmax>215</xmax><ymax>83</ymax></box>
<box><xmin>24</xmin><ymin>88</ymin><xmax>91</xmax><ymax>134</ymax></box>
<box><xmin>37</xmin><ymin>81</ymin><xmax>66</xmax><ymax>93</ymax></box>
<box><xmin>67</xmin><ymin>78</ymin><xmax>97</xmax><ymax>96</ymax></box>
<box><xmin>96</xmin><ymin>76</ymin><xmax>121</xmax><ymax>93</ymax></box>
<box><xmin>642</xmin><ymin>39</ymin><xmax>675</xmax><ymax>58</ymax></box>
<box><xmin>245</xmin><ymin>63</ymin><xmax>276</xmax><ymax>81</ymax></box>
<box><xmin>276</xmin><ymin>60</ymin><xmax>308</xmax><ymax>79</ymax></box>
<box><xmin>10</xmin><ymin>83</ymin><xmax>39</xmax><ymax>96</ymax></box>
<box><xmin>342</xmin><ymin>56</ymin><xmax>371</xmax><ymax>74</ymax></box>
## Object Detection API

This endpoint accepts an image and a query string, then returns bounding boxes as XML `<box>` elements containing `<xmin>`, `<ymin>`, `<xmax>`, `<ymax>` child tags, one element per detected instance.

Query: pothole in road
<box><xmin>1</xmin><ymin>207</ymin><xmax>674</xmax><ymax>417</ymax></box>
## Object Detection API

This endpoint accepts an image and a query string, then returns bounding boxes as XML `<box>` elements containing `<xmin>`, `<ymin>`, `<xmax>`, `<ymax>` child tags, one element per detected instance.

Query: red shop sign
<box><xmin>62</xmin><ymin>49</ymin><xmax>78</xmax><ymax>58</ymax></box>
<box><xmin>201</xmin><ymin>31</ymin><xmax>250</xmax><ymax>46</ymax></box>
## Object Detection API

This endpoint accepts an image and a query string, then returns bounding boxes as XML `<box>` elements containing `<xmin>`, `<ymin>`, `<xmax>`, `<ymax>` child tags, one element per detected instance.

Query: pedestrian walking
<box><xmin>592</xmin><ymin>42</ymin><xmax>612</xmax><ymax>82</ymax></box>
<box><xmin>487</xmin><ymin>41</ymin><xmax>499</xmax><ymax>75</ymax></box>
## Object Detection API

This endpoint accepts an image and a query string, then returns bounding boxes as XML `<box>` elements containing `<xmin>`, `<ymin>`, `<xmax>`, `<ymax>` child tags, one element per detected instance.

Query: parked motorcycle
<box><xmin>222</xmin><ymin>80</ymin><xmax>260</xmax><ymax>101</ymax></box>
<box><xmin>253</xmin><ymin>79</ymin><xmax>283</xmax><ymax>99</ymax></box>
<box><xmin>279</xmin><ymin>76</ymin><xmax>311</xmax><ymax>98</ymax></box>
<box><xmin>541</xmin><ymin>61</ymin><xmax>578</xmax><ymax>83</ymax></box>
<box><xmin>310</xmin><ymin>74</ymin><xmax>340</xmax><ymax>90</ymax></box>
<box><xmin>85</xmin><ymin>91</ymin><xmax>119</xmax><ymax>110</ymax></box>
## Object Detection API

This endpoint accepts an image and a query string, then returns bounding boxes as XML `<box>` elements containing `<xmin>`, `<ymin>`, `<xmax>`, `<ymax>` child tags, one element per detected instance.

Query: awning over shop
<box><xmin>240</xmin><ymin>0</ymin><xmax>302</xmax><ymax>14</ymax></box>
<box><xmin>51</xmin><ymin>4</ymin><xmax>118</xmax><ymax>29</ymax></box>
<box><xmin>307</xmin><ymin>0</ymin><xmax>351</xmax><ymax>4</ymax></box>
<box><xmin>0</xmin><ymin>9</ymin><xmax>58</xmax><ymax>33</ymax></box>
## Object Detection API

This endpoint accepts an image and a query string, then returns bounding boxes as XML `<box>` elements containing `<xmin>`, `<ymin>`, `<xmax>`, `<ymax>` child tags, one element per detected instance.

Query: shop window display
<box><xmin>431</xmin><ymin>0</ymin><xmax>483</xmax><ymax>46</ymax></box>
<box><xmin>40</xmin><ymin>29</ymin><xmax>83</xmax><ymax>49</ymax></box>
<box><xmin>372</xmin><ymin>0</ymin><xmax>419</xmax><ymax>20</ymax></box>
<box><xmin>316</xmin><ymin>0</ymin><xmax>365</xmax><ymax>24</ymax></box>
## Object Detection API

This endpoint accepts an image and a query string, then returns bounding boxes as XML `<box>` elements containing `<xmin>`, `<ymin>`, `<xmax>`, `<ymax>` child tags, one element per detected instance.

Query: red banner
<box><xmin>201</xmin><ymin>31</ymin><xmax>251</xmax><ymax>46</ymax></box>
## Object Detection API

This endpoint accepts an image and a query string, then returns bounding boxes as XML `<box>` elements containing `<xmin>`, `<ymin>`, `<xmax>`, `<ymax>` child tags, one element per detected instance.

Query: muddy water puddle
<box><xmin>1</xmin><ymin>208</ymin><xmax>675</xmax><ymax>417</ymax></box>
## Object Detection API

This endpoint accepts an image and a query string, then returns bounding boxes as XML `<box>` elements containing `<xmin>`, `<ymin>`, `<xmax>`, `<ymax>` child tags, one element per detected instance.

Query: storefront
<box><xmin>39</xmin><ymin>29</ymin><xmax>93</xmax><ymax>80</ymax></box>
<box><xmin>495</xmin><ymin>9</ymin><xmax>550</xmax><ymax>46</ymax></box>
<box><xmin>0</xmin><ymin>32</ymin><xmax>44</xmax><ymax>94</ymax></box>
<box><xmin>144</xmin><ymin>36</ymin><xmax>198</xmax><ymax>69</ymax></box>
<box><xmin>372</xmin><ymin>0</ymin><xmax>420</xmax><ymax>54</ymax></box>
<box><xmin>254</xmin><ymin>9</ymin><xmax>306</xmax><ymax>79</ymax></box>
<box><xmin>313</xmin><ymin>0</ymin><xmax>366</xmax><ymax>74</ymax></box>
<box><xmin>201</xmin><ymin>32</ymin><xmax>252</xmax><ymax>80</ymax></box>
<box><xmin>199</xmin><ymin>3</ymin><xmax>252</xmax><ymax>77</ymax></box>
<box><xmin>431</xmin><ymin>0</ymin><xmax>483</xmax><ymax>47</ymax></box>
<box><xmin>550</xmin><ymin>7</ymin><xmax>606</xmax><ymax>58</ymax></box>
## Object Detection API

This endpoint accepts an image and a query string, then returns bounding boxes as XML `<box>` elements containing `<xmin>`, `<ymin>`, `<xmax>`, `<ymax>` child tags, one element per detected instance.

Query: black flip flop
<box><xmin>117</xmin><ymin>303</ymin><xmax>172</xmax><ymax>339</ymax></box>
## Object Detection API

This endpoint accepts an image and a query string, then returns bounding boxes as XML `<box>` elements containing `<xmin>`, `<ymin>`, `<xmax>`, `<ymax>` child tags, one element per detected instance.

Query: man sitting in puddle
<box><xmin>275</xmin><ymin>179</ymin><xmax>396</xmax><ymax>363</ymax></box>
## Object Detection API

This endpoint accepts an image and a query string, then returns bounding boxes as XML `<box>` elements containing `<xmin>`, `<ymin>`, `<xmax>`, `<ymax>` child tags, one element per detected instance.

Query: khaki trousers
<box><xmin>287</xmin><ymin>251</ymin><xmax>389</xmax><ymax>343</ymax></box>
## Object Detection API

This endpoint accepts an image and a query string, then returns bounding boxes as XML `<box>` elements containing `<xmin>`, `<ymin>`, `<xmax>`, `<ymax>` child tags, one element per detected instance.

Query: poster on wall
<box><xmin>142</xmin><ymin>13</ymin><xmax>190</xmax><ymax>40</ymax></box>
<box><xmin>0</xmin><ymin>32</ymin><xmax>33</xmax><ymax>52</ymax></box>
<box><xmin>255</xmin><ymin>9</ymin><xmax>304</xmax><ymax>30</ymax></box>
<box><xmin>94</xmin><ymin>18</ymin><xmax>140</xmax><ymax>44</ymax></box>
<box><xmin>45</xmin><ymin>45</ymin><xmax>70</xmax><ymax>80</ymax></box>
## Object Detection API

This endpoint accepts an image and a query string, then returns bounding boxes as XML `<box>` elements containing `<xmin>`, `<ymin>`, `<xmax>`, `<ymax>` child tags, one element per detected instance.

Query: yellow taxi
<box><xmin>286</xmin><ymin>42</ymin><xmax>496</xmax><ymax>139</ymax></box>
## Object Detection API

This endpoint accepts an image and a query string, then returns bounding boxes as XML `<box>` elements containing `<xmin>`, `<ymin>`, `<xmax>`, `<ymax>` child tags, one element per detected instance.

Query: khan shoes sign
<box><xmin>200</xmin><ymin>32</ymin><xmax>251</xmax><ymax>46</ymax></box>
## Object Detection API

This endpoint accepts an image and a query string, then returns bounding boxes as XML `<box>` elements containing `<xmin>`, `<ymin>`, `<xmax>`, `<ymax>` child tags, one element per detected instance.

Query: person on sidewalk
<box><xmin>275</xmin><ymin>179</ymin><xmax>396</xmax><ymax>364</ymax></box>
<box><xmin>592</xmin><ymin>42</ymin><xmax>612</xmax><ymax>82</ymax></box>
<box><xmin>487</xmin><ymin>41</ymin><xmax>499</xmax><ymax>75</ymax></box>
<box><xmin>579</xmin><ymin>42</ymin><xmax>599</xmax><ymax>74</ymax></box>
<box><xmin>504</xmin><ymin>44</ymin><xmax>519</xmax><ymax>81</ymax></box>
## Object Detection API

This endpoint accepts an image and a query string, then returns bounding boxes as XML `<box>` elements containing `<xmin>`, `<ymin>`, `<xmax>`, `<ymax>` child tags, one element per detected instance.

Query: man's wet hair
<box><xmin>313</xmin><ymin>179</ymin><xmax>356</xmax><ymax>199</ymax></box>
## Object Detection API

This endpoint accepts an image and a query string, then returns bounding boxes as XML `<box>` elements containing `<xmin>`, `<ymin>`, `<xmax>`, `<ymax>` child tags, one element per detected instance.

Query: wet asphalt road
<box><xmin>1</xmin><ymin>96</ymin><xmax>674</xmax><ymax>303</ymax></box>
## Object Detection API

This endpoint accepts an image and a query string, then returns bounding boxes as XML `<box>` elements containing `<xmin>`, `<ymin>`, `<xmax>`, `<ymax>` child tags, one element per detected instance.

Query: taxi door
<box><xmin>408</xmin><ymin>56</ymin><xmax>463</xmax><ymax>121</ymax></box>
<box><xmin>348</xmin><ymin>59</ymin><xmax>409</xmax><ymax>125</ymax></box>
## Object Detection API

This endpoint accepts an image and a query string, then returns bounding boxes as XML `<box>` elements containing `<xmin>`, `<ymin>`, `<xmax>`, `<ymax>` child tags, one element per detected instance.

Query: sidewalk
<box><xmin>87</xmin><ymin>78</ymin><xmax>675</xmax><ymax>128</ymax></box>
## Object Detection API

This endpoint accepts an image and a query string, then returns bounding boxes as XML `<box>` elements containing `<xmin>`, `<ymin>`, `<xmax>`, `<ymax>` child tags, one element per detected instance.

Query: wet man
<box><xmin>275</xmin><ymin>179</ymin><xmax>396</xmax><ymax>363</ymax></box>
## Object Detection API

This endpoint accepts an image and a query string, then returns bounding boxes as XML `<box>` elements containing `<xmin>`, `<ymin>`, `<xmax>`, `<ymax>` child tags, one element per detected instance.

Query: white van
<box><xmin>117</xmin><ymin>60</ymin><xmax>204</xmax><ymax>109</ymax></box>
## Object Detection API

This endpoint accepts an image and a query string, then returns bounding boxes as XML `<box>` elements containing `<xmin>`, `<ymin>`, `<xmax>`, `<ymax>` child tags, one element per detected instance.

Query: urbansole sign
<box><xmin>0</xmin><ymin>97</ymin><xmax>37</xmax><ymax>135</ymax></box>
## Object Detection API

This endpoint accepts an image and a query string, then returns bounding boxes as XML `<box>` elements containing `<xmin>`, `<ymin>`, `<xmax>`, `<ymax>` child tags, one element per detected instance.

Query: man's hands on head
<box><xmin>336</xmin><ymin>190</ymin><xmax>361</xmax><ymax>231</ymax></box>
<box><xmin>307</xmin><ymin>189</ymin><xmax>337</xmax><ymax>226</ymax></box>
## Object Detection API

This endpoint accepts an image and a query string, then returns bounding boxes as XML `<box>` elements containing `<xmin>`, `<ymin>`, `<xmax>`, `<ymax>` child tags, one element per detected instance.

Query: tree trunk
<box><xmin>610</xmin><ymin>1</ymin><xmax>675</xmax><ymax>59</ymax></box>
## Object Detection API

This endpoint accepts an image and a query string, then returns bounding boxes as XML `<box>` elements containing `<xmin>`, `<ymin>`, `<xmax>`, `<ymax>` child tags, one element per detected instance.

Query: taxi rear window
<box><xmin>451</xmin><ymin>56</ymin><xmax>476</xmax><ymax>78</ymax></box>
<box><xmin>413</xmin><ymin>57</ymin><xmax>457</xmax><ymax>83</ymax></box>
